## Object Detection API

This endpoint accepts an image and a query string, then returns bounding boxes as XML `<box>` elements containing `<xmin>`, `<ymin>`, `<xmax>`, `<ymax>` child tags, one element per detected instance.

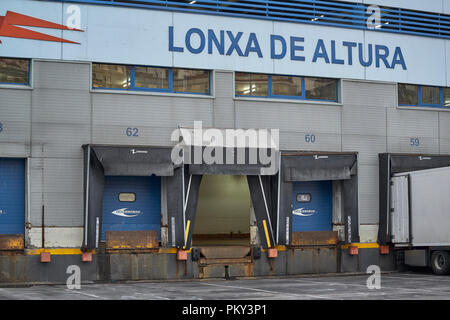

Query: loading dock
<box><xmin>281</xmin><ymin>152</ymin><xmax>359</xmax><ymax>247</ymax></box>
<box><xmin>83</xmin><ymin>145</ymin><xmax>176</xmax><ymax>250</ymax></box>
<box><xmin>193</xmin><ymin>174</ymin><xmax>251</xmax><ymax>246</ymax></box>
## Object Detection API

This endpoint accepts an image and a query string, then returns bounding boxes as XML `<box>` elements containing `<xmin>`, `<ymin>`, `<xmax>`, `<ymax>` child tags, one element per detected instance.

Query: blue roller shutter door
<box><xmin>0</xmin><ymin>158</ymin><xmax>25</xmax><ymax>235</ymax></box>
<box><xmin>101</xmin><ymin>176</ymin><xmax>161</xmax><ymax>241</ymax></box>
<box><xmin>292</xmin><ymin>180</ymin><xmax>332</xmax><ymax>232</ymax></box>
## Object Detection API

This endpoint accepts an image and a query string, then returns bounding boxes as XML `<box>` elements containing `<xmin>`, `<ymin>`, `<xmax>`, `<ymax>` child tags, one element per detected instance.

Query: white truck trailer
<box><xmin>390</xmin><ymin>166</ymin><xmax>450</xmax><ymax>275</ymax></box>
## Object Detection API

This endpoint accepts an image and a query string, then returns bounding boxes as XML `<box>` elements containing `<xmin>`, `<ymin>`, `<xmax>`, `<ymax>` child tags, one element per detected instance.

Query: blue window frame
<box><xmin>398</xmin><ymin>83</ymin><xmax>449</xmax><ymax>109</ymax></box>
<box><xmin>92</xmin><ymin>63</ymin><xmax>211</xmax><ymax>95</ymax></box>
<box><xmin>0</xmin><ymin>57</ymin><xmax>31</xmax><ymax>85</ymax></box>
<box><xmin>235</xmin><ymin>72</ymin><xmax>339</xmax><ymax>102</ymax></box>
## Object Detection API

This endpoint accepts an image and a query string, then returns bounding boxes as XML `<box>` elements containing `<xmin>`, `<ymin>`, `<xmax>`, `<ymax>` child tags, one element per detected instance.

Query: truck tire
<box><xmin>431</xmin><ymin>251</ymin><xmax>450</xmax><ymax>275</ymax></box>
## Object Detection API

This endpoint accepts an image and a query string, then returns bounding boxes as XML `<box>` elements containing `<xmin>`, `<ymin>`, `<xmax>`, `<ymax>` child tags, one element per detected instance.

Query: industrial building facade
<box><xmin>1</xmin><ymin>0</ymin><xmax>450</xmax><ymax>283</ymax></box>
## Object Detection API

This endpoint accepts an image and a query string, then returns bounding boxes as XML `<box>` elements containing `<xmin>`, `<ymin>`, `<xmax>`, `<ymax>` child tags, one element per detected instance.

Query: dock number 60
<box><xmin>305</xmin><ymin>134</ymin><xmax>316</xmax><ymax>143</ymax></box>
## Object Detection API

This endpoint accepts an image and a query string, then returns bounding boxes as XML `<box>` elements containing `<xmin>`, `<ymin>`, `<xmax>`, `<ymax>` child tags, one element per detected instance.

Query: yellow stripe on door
<box><xmin>262</xmin><ymin>219</ymin><xmax>271</xmax><ymax>248</ymax></box>
<box><xmin>185</xmin><ymin>220</ymin><xmax>191</xmax><ymax>246</ymax></box>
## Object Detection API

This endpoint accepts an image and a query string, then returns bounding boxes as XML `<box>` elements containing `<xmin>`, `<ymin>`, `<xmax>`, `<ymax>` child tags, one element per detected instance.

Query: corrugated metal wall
<box><xmin>342</xmin><ymin>81</ymin><xmax>390</xmax><ymax>225</ymax></box>
<box><xmin>0</xmin><ymin>89</ymin><xmax>31</xmax><ymax>156</ymax></box>
<box><xmin>1</xmin><ymin>60</ymin><xmax>450</xmax><ymax>245</ymax></box>
<box><xmin>30</xmin><ymin>61</ymin><xmax>89</xmax><ymax>228</ymax></box>
<box><xmin>440</xmin><ymin>112</ymin><xmax>450</xmax><ymax>154</ymax></box>
<box><xmin>92</xmin><ymin>94</ymin><xmax>213</xmax><ymax>146</ymax></box>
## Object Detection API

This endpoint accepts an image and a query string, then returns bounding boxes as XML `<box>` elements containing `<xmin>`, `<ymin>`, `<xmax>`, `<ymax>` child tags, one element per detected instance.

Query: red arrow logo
<box><xmin>0</xmin><ymin>11</ymin><xmax>82</xmax><ymax>44</ymax></box>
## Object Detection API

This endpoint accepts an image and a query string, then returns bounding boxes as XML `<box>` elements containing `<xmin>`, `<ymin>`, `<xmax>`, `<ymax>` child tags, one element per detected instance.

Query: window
<box><xmin>305</xmin><ymin>77</ymin><xmax>337</xmax><ymax>101</ymax></box>
<box><xmin>398</xmin><ymin>83</ymin><xmax>450</xmax><ymax>109</ymax></box>
<box><xmin>272</xmin><ymin>75</ymin><xmax>302</xmax><ymax>97</ymax></box>
<box><xmin>235</xmin><ymin>72</ymin><xmax>338</xmax><ymax>102</ymax></box>
<box><xmin>235</xmin><ymin>72</ymin><xmax>268</xmax><ymax>96</ymax></box>
<box><xmin>173</xmin><ymin>68</ymin><xmax>209</xmax><ymax>94</ymax></box>
<box><xmin>444</xmin><ymin>88</ymin><xmax>450</xmax><ymax>107</ymax></box>
<box><xmin>296</xmin><ymin>193</ymin><xmax>311</xmax><ymax>203</ymax></box>
<box><xmin>421</xmin><ymin>86</ymin><xmax>440</xmax><ymax>105</ymax></box>
<box><xmin>398</xmin><ymin>84</ymin><xmax>418</xmax><ymax>105</ymax></box>
<box><xmin>92</xmin><ymin>64</ymin><xmax>130</xmax><ymax>89</ymax></box>
<box><xmin>134</xmin><ymin>66</ymin><xmax>168</xmax><ymax>89</ymax></box>
<box><xmin>118</xmin><ymin>193</ymin><xmax>136</xmax><ymax>202</ymax></box>
<box><xmin>92</xmin><ymin>63</ymin><xmax>210</xmax><ymax>94</ymax></box>
<box><xmin>0</xmin><ymin>57</ymin><xmax>30</xmax><ymax>85</ymax></box>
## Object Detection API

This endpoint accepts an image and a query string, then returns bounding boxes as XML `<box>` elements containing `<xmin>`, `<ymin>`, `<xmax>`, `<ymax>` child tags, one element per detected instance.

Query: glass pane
<box><xmin>305</xmin><ymin>77</ymin><xmax>337</xmax><ymax>100</ymax></box>
<box><xmin>118</xmin><ymin>193</ymin><xmax>136</xmax><ymax>202</ymax></box>
<box><xmin>272</xmin><ymin>75</ymin><xmax>302</xmax><ymax>96</ymax></box>
<box><xmin>235</xmin><ymin>72</ymin><xmax>268</xmax><ymax>96</ymax></box>
<box><xmin>92</xmin><ymin>63</ymin><xmax>130</xmax><ymax>89</ymax></box>
<box><xmin>296</xmin><ymin>193</ymin><xmax>311</xmax><ymax>203</ymax></box>
<box><xmin>444</xmin><ymin>88</ymin><xmax>450</xmax><ymax>107</ymax></box>
<box><xmin>250</xmin><ymin>73</ymin><xmax>268</xmax><ymax>96</ymax></box>
<box><xmin>173</xmin><ymin>68</ymin><xmax>209</xmax><ymax>94</ymax></box>
<box><xmin>235</xmin><ymin>72</ymin><xmax>252</xmax><ymax>95</ymax></box>
<box><xmin>135</xmin><ymin>66</ymin><xmax>169</xmax><ymax>89</ymax></box>
<box><xmin>0</xmin><ymin>58</ymin><xmax>29</xmax><ymax>84</ymax></box>
<box><xmin>398</xmin><ymin>84</ymin><xmax>418</xmax><ymax>105</ymax></box>
<box><xmin>421</xmin><ymin>86</ymin><xmax>440</xmax><ymax>105</ymax></box>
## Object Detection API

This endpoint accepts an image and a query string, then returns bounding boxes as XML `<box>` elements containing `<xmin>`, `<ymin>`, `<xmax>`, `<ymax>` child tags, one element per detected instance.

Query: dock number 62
<box><xmin>126</xmin><ymin>127</ymin><xmax>139</xmax><ymax>137</ymax></box>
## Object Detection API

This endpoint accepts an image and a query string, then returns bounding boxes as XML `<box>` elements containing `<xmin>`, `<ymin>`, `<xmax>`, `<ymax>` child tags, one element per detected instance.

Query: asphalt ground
<box><xmin>1</xmin><ymin>271</ymin><xmax>450</xmax><ymax>300</ymax></box>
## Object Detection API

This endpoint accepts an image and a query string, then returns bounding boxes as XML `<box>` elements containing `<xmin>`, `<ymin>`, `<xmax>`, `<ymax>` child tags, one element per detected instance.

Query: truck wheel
<box><xmin>431</xmin><ymin>251</ymin><xmax>450</xmax><ymax>275</ymax></box>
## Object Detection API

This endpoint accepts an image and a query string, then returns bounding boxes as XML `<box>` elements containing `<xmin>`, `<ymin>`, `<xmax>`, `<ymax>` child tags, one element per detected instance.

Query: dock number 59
<box><xmin>410</xmin><ymin>138</ymin><xmax>420</xmax><ymax>147</ymax></box>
